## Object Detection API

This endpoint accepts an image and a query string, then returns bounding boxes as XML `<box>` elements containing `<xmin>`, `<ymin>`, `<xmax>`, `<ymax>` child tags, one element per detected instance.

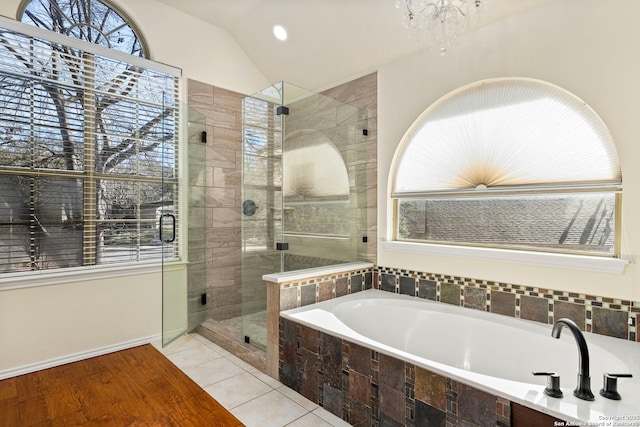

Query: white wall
<box><xmin>0</xmin><ymin>0</ymin><xmax>269</xmax><ymax>95</ymax></box>
<box><xmin>0</xmin><ymin>271</ymin><xmax>162</xmax><ymax>376</ymax></box>
<box><xmin>118</xmin><ymin>0</ymin><xmax>269</xmax><ymax>94</ymax></box>
<box><xmin>378</xmin><ymin>0</ymin><xmax>640</xmax><ymax>301</ymax></box>
<box><xmin>0</xmin><ymin>0</ymin><xmax>266</xmax><ymax>376</ymax></box>
<box><xmin>0</xmin><ymin>0</ymin><xmax>23</xmax><ymax>19</ymax></box>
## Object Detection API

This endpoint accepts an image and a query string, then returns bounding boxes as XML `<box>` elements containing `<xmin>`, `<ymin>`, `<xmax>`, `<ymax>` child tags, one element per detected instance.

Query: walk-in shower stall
<box><xmin>197</xmin><ymin>82</ymin><xmax>369</xmax><ymax>357</ymax></box>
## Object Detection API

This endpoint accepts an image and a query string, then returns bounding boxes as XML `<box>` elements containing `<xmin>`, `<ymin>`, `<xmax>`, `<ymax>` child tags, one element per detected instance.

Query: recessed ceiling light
<box><xmin>273</xmin><ymin>25</ymin><xmax>288</xmax><ymax>41</ymax></box>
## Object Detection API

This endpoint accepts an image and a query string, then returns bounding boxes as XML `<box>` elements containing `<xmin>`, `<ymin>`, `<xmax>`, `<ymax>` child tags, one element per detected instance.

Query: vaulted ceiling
<box><xmin>156</xmin><ymin>0</ymin><xmax>553</xmax><ymax>91</ymax></box>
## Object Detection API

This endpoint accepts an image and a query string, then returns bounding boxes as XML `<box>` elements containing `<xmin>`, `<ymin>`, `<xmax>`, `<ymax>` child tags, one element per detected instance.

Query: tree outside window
<box><xmin>0</xmin><ymin>0</ymin><xmax>179</xmax><ymax>272</ymax></box>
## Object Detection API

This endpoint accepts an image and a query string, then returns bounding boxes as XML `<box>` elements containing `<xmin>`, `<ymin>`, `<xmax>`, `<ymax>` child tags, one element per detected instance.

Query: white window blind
<box><xmin>391</xmin><ymin>78</ymin><xmax>622</xmax><ymax>256</ymax></box>
<box><xmin>392</xmin><ymin>78</ymin><xmax>621</xmax><ymax>197</ymax></box>
<box><xmin>0</xmin><ymin>17</ymin><xmax>180</xmax><ymax>273</ymax></box>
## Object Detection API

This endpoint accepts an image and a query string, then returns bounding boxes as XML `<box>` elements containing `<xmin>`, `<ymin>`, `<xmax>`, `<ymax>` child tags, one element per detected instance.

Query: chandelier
<box><xmin>395</xmin><ymin>0</ymin><xmax>484</xmax><ymax>54</ymax></box>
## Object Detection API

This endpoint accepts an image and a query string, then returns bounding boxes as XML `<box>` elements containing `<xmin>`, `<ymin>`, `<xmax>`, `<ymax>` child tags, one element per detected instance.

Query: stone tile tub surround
<box><xmin>376</xmin><ymin>266</ymin><xmax>640</xmax><ymax>343</ymax></box>
<box><xmin>280</xmin><ymin>316</ymin><xmax>511</xmax><ymax>427</ymax></box>
<box><xmin>265</xmin><ymin>263</ymin><xmax>374</xmax><ymax>378</ymax></box>
<box><xmin>279</xmin><ymin>290</ymin><xmax>640</xmax><ymax>426</ymax></box>
<box><xmin>277</xmin><ymin>267</ymin><xmax>374</xmax><ymax>312</ymax></box>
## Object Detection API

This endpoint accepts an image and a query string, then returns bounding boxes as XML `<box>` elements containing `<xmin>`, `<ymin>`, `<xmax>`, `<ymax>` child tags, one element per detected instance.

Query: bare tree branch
<box><xmin>102</xmin><ymin>107</ymin><xmax>173</xmax><ymax>172</ymax></box>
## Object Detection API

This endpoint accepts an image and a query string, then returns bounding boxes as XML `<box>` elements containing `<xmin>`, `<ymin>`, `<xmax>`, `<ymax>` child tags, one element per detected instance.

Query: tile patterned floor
<box><xmin>217</xmin><ymin>311</ymin><xmax>268</xmax><ymax>350</ymax></box>
<box><xmin>152</xmin><ymin>333</ymin><xmax>350</xmax><ymax>427</ymax></box>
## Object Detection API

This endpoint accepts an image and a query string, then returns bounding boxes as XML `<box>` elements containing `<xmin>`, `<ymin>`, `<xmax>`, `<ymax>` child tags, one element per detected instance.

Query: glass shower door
<box><xmin>186</xmin><ymin>108</ymin><xmax>208</xmax><ymax>331</ymax></box>
<box><xmin>281</xmin><ymin>86</ymin><xmax>368</xmax><ymax>270</ymax></box>
<box><xmin>161</xmin><ymin>105</ymin><xmax>209</xmax><ymax>346</ymax></box>
<box><xmin>161</xmin><ymin>99</ymin><xmax>185</xmax><ymax>347</ymax></box>
<box><xmin>240</xmin><ymin>83</ymin><xmax>284</xmax><ymax>351</ymax></box>
<box><xmin>240</xmin><ymin>82</ymin><xmax>368</xmax><ymax>351</ymax></box>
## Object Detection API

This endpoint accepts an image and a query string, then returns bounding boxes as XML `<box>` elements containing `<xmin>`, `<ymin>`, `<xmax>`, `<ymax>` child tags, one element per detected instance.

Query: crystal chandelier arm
<box><xmin>395</xmin><ymin>0</ymin><xmax>483</xmax><ymax>52</ymax></box>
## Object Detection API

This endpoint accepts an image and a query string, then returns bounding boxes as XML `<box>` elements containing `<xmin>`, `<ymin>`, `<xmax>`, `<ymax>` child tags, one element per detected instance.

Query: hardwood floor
<box><xmin>0</xmin><ymin>344</ymin><xmax>244</xmax><ymax>426</ymax></box>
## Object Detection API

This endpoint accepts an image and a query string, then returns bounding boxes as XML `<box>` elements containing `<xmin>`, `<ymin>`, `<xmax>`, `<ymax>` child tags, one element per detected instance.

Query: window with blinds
<box><xmin>391</xmin><ymin>78</ymin><xmax>622</xmax><ymax>256</ymax></box>
<box><xmin>0</xmin><ymin>17</ymin><xmax>180</xmax><ymax>273</ymax></box>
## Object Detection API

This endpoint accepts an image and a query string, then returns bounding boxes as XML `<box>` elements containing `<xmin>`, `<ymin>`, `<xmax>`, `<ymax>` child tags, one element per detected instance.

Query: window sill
<box><xmin>383</xmin><ymin>241</ymin><xmax>630</xmax><ymax>274</ymax></box>
<box><xmin>0</xmin><ymin>260</ymin><xmax>187</xmax><ymax>291</ymax></box>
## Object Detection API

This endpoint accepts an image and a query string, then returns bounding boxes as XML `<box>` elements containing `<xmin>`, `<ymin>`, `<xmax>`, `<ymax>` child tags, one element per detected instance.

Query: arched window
<box><xmin>391</xmin><ymin>78</ymin><xmax>622</xmax><ymax>256</ymax></box>
<box><xmin>18</xmin><ymin>0</ymin><xmax>147</xmax><ymax>57</ymax></box>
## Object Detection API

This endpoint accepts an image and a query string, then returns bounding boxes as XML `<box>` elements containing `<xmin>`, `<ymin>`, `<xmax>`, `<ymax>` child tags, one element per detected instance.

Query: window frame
<box><xmin>393</xmin><ymin>192</ymin><xmax>623</xmax><ymax>258</ymax></box>
<box><xmin>389</xmin><ymin>77</ymin><xmax>625</xmax><ymax>265</ymax></box>
<box><xmin>17</xmin><ymin>0</ymin><xmax>150</xmax><ymax>58</ymax></box>
<box><xmin>0</xmin><ymin>15</ymin><xmax>181</xmax><ymax>276</ymax></box>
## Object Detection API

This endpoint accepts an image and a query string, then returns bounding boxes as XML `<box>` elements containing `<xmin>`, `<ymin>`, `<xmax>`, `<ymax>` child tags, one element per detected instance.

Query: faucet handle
<box><xmin>600</xmin><ymin>373</ymin><xmax>633</xmax><ymax>400</ymax></box>
<box><xmin>532</xmin><ymin>371</ymin><xmax>563</xmax><ymax>398</ymax></box>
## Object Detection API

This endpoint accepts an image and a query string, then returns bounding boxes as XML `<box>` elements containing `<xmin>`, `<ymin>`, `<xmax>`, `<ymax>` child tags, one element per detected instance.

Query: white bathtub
<box><xmin>281</xmin><ymin>289</ymin><xmax>640</xmax><ymax>423</ymax></box>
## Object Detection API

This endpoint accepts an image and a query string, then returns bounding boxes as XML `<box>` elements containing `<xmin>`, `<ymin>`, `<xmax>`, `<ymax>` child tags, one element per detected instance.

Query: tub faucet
<box><xmin>551</xmin><ymin>318</ymin><xmax>595</xmax><ymax>401</ymax></box>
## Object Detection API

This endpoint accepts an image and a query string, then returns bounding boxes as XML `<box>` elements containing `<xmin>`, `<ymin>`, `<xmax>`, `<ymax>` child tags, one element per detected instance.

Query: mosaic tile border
<box><xmin>375</xmin><ymin>266</ymin><xmax>639</xmax><ymax>343</ymax></box>
<box><xmin>277</xmin><ymin>268</ymin><xmax>374</xmax><ymax>311</ymax></box>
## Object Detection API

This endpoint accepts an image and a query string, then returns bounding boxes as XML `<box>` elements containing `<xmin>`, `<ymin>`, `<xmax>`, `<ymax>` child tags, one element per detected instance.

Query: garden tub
<box><xmin>281</xmin><ymin>289</ymin><xmax>640</xmax><ymax>423</ymax></box>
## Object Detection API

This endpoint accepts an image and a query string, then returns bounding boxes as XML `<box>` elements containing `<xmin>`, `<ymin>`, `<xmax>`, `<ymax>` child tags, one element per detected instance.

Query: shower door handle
<box><xmin>160</xmin><ymin>213</ymin><xmax>176</xmax><ymax>243</ymax></box>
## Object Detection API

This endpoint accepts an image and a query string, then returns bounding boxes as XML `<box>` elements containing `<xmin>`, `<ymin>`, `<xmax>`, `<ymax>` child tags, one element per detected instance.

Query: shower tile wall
<box><xmin>187</xmin><ymin>74</ymin><xmax>378</xmax><ymax>323</ymax></box>
<box><xmin>188</xmin><ymin>79</ymin><xmax>243</xmax><ymax>321</ymax></box>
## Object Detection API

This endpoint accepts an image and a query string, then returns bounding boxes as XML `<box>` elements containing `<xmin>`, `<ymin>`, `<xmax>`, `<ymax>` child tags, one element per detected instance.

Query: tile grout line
<box><xmin>161</xmin><ymin>332</ymin><xmax>349</xmax><ymax>426</ymax></box>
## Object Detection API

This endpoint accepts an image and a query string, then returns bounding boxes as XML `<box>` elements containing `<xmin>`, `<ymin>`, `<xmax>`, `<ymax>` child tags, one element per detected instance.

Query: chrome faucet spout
<box><xmin>551</xmin><ymin>318</ymin><xmax>595</xmax><ymax>401</ymax></box>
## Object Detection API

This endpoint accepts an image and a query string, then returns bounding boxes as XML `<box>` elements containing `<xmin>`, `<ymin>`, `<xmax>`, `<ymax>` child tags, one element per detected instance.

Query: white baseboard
<box><xmin>0</xmin><ymin>334</ymin><xmax>162</xmax><ymax>380</ymax></box>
